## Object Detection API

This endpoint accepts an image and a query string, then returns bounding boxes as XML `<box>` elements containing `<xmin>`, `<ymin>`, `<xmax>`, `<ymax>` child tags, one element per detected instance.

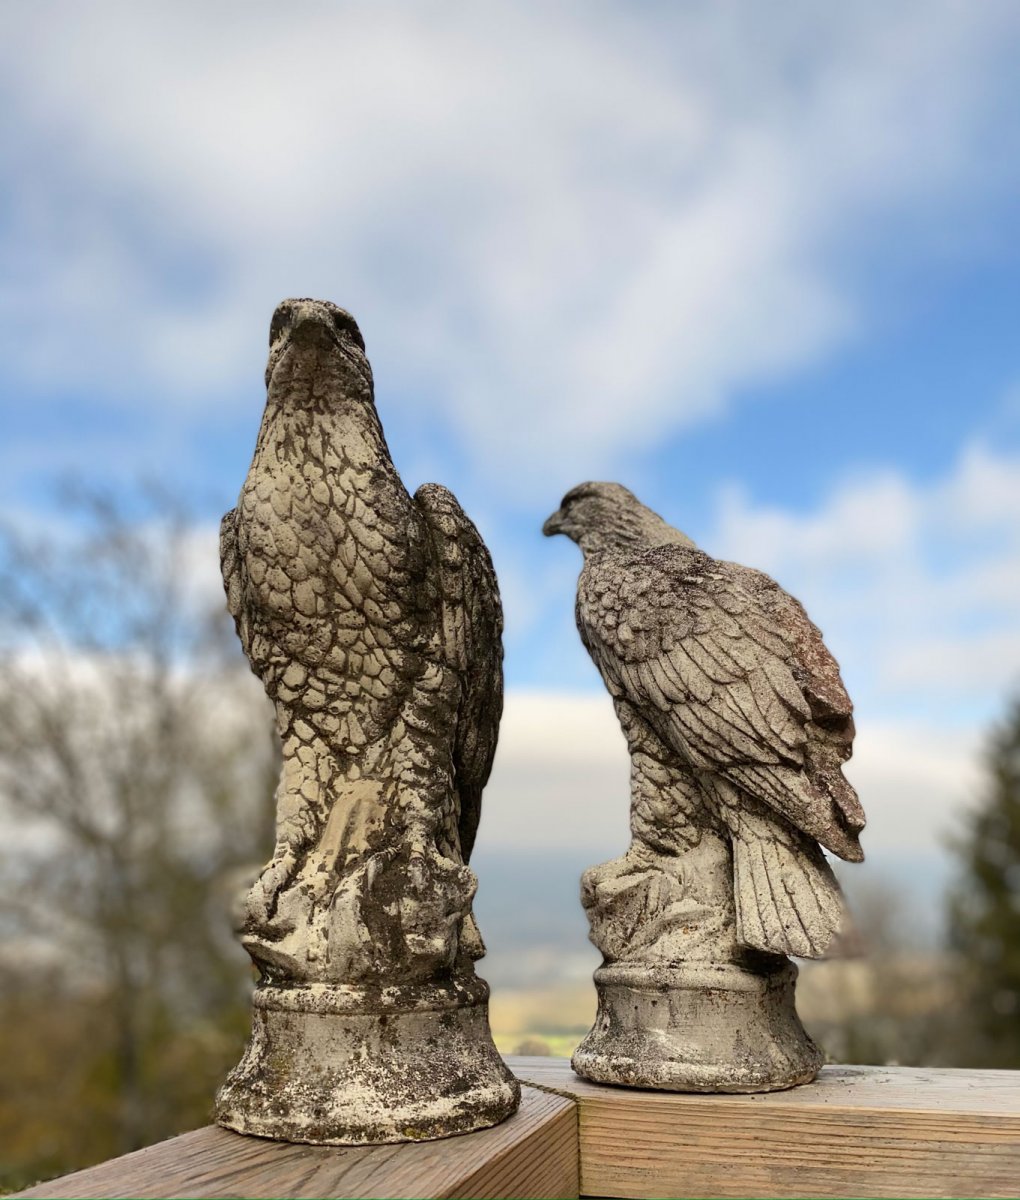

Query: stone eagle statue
<box><xmin>216</xmin><ymin>299</ymin><xmax>518</xmax><ymax>1143</ymax></box>
<box><xmin>220</xmin><ymin>298</ymin><xmax>502</xmax><ymax>983</ymax></box>
<box><xmin>544</xmin><ymin>481</ymin><xmax>865</xmax><ymax>961</ymax></box>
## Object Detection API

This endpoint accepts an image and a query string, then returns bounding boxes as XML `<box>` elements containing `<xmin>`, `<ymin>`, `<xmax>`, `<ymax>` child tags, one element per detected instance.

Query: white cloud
<box><xmin>843</xmin><ymin>720</ymin><xmax>981</xmax><ymax>854</ymax></box>
<box><xmin>2</xmin><ymin>3</ymin><xmax>1018</xmax><ymax>491</ymax></box>
<box><xmin>714</xmin><ymin>471</ymin><xmax>922</xmax><ymax>569</ymax></box>
<box><xmin>478</xmin><ymin>689</ymin><xmax>631</xmax><ymax>857</ymax></box>
<box><xmin>177</xmin><ymin>522</ymin><xmax>229</xmax><ymax>617</ymax></box>
<box><xmin>941</xmin><ymin>442</ymin><xmax>1020</xmax><ymax>529</ymax></box>
<box><xmin>475</xmin><ymin>689</ymin><xmax>980</xmax><ymax>884</ymax></box>
<box><xmin>709</xmin><ymin>440</ymin><xmax>1020</xmax><ymax>714</ymax></box>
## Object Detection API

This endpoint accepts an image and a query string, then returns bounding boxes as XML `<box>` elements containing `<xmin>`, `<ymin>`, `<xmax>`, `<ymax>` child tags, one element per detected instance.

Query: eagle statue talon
<box><xmin>243</xmin><ymin>854</ymin><xmax>295</xmax><ymax>930</ymax></box>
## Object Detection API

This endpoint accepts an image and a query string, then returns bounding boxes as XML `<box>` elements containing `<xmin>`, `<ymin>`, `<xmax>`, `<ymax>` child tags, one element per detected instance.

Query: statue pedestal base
<box><xmin>215</xmin><ymin>975</ymin><xmax>520</xmax><ymax>1144</ymax></box>
<box><xmin>572</xmin><ymin>960</ymin><xmax>822</xmax><ymax>1093</ymax></box>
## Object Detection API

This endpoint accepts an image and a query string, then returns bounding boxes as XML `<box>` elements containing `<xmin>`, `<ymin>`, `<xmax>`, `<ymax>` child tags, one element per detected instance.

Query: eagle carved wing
<box><xmin>580</xmin><ymin>549</ymin><xmax>862</xmax><ymax>863</ymax></box>
<box><xmin>415</xmin><ymin>483</ymin><xmax>503</xmax><ymax>864</ymax></box>
<box><xmin>220</xmin><ymin>507</ymin><xmax>252</xmax><ymax>658</ymax></box>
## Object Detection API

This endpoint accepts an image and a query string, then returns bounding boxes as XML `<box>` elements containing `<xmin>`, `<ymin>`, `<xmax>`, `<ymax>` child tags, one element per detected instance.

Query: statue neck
<box><xmin>578</xmin><ymin>514</ymin><xmax>695</xmax><ymax>557</ymax></box>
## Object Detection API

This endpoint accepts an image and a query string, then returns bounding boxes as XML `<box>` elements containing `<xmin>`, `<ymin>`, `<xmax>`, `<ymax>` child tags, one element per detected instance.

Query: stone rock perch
<box><xmin>544</xmin><ymin>482</ymin><xmax>866</xmax><ymax>1093</ymax></box>
<box><xmin>215</xmin><ymin>299</ymin><xmax>519</xmax><ymax>1143</ymax></box>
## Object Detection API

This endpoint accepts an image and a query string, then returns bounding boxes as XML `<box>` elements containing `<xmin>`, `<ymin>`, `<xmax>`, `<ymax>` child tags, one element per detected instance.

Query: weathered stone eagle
<box><xmin>221</xmin><ymin>298</ymin><xmax>502</xmax><ymax>982</ymax></box>
<box><xmin>544</xmin><ymin>482</ymin><xmax>865</xmax><ymax>959</ymax></box>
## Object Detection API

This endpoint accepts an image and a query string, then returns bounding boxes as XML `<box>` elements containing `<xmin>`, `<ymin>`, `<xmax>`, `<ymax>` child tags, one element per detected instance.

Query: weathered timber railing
<box><xmin>14</xmin><ymin>1056</ymin><xmax>1020</xmax><ymax>1199</ymax></box>
<box><xmin>514</xmin><ymin>1056</ymin><xmax>1020</xmax><ymax>1200</ymax></box>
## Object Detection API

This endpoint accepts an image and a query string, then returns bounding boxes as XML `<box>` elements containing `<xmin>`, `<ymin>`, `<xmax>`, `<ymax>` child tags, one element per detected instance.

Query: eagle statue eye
<box><xmin>269</xmin><ymin>306</ymin><xmax>291</xmax><ymax>347</ymax></box>
<box><xmin>331</xmin><ymin>309</ymin><xmax>366</xmax><ymax>352</ymax></box>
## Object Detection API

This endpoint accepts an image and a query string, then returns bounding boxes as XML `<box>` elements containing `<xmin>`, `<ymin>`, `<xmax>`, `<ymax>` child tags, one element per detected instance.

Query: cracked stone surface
<box><xmin>214</xmin><ymin>298</ymin><xmax>518</xmax><ymax>1143</ymax></box>
<box><xmin>544</xmin><ymin>481</ymin><xmax>867</xmax><ymax>1092</ymax></box>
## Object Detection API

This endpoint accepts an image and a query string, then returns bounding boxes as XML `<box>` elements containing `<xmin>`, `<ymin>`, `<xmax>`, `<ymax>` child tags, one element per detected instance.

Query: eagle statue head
<box><xmin>264</xmin><ymin>297</ymin><xmax>374</xmax><ymax>407</ymax></box>
<box><xmin>543</xmin><ymin>481</ymin><xmax>696</xmax><ymax>555</ymax></box>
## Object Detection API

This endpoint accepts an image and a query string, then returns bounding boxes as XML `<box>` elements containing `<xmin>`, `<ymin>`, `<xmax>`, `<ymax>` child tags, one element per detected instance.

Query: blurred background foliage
<box><xmin>0</xmin><ymin>488</ymin><xmax>1018</xmax><ymax>1192</ymax></box>
<box><xmin>0</xmin><ymin>488</ymin><xmax>277</xmax><ymax>1193</ymax></box>
<box><xmin>947</xmin><ymin>696</ymin><xmax>1020</xmax><ymax>1066</ymax></box>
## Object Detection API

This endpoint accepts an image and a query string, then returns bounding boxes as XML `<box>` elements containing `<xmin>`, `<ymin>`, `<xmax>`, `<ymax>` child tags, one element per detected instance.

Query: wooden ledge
<box><xmin>17</xmin><ymin>1058</ymin><xmax>1020</xmax><ymax>1199</ymax></box>
<box><xmin>508</xmin><ymin>1056</ymin><xmax>1020</xmax><ymax>1199</ymax></box>
<box><xmin>14</xmin><ymin>1085</ymin><xmax>578</xmax><ymax>1200</ymax></box>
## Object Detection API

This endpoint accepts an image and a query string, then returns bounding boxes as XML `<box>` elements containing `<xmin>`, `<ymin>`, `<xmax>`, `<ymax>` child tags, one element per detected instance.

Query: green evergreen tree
<box><xmin>948</xmin><ymin>694</ymin><xmax>1020</xmax><ymax>1067</ymax></box>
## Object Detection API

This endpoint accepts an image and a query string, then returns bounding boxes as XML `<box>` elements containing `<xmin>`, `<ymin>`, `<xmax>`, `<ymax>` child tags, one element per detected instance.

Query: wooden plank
<box><xmin>508</xmin><ymin>1056</ymin><xmax>1020</xmax><ymax>1200</ymax></box>
<box><xmin>13</xmin><ymin>1085</ymin><xmax>579</xmax><ymax>1200</ymax></box>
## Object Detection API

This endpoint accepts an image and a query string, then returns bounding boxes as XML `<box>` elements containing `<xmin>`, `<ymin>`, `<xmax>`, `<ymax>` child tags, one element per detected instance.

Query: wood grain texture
<box><xmin>508</xmin><ymin>1056</ymin><xmax>1020</xmax><ymax>1200</ymax></box>
<box><xmin>13</xmin><ymin>1085</ymin><xmax>578</xmax><ymax>1200</ymax></box>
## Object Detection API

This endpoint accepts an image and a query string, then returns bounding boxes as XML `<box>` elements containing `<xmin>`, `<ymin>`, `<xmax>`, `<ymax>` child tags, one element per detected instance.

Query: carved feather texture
<box><xmin>224</xmin><ymin>299</ymin><xmax>502</xmax><ymax>932</ymax></box>
<box><xmin>224</xmin><ymin>366</ymin><xmax>425</xmax><ymax>762</ymax></box>
<box><xmin>555</xmin><ymin>483</ymin><xmax>865</xmax><ymax>958</ymax></box>
<box><xmin>415</xmin><ymin>483</ymin><xmax>503</xmax><ymax>862</ymax></box>
<box><xmin>711</xmin><ymin>778</ymin><xmax>848</xmax><ymax>958</ymax></box>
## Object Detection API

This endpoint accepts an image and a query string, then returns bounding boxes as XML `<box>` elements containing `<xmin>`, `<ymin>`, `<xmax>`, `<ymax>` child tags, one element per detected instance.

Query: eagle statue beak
<box><xmin>542</xmin><ymin>510</ymin><xmax>565</xmax><ymax>537</ymax></box>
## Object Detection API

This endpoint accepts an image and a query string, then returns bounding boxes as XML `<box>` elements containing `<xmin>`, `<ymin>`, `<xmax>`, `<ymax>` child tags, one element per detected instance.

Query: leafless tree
<box><xmin>0</xmin><ymin>486</ymin><xmax>277</xmax><ymax>1173</ymax></box>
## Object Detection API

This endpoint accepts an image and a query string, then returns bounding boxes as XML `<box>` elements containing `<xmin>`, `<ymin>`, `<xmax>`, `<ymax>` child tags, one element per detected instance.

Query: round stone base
<box><xmin>215</xmin><ymin>975</ymin><xmax>520</xmax><ymax>1144</ymax></box>
<box><xmin>572</xmin><ymin>960</ymin><xmax>822</xmax><ymax>1093</ymax></box>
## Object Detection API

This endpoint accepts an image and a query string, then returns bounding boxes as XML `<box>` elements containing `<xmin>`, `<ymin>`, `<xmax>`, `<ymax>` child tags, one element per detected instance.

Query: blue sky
<box><xmin>3</xmin><ymin>2</ymin><xmax>1020</xmax><ymax>955</ymax></box>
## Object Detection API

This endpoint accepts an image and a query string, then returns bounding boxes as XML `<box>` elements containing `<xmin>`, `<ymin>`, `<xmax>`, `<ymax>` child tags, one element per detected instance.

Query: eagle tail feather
<box><xmin>731</xmin><ymin>807</ymin><xmax>851</xmax><ymax>959</ymax></box>
<box><xmin>728</xmin><ymin>761</ymin><xmax>864</xmax><ymax>863</ymax></box>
